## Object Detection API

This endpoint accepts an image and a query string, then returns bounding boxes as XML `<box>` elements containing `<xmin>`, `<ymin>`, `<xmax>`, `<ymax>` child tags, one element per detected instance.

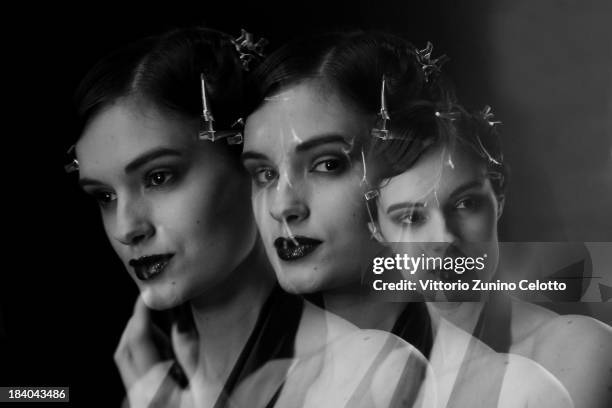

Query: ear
<box><xmin>496</xmin><ymin>194</ymin><xmax>505</xmax><ymax>220</ymax></box>
<box><xmin>368</xmin><ymin>222</ymin><xmax>385</xmax><ymax>243</ymax></box>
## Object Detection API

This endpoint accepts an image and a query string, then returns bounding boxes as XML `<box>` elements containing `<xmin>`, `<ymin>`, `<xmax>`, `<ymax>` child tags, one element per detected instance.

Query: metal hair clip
<box><xmin>480</xmin><ymin>105</ymin><xmax>502</xmax><ymax>127</ymax></box>
<box><xmin>415</xmin><ymin>42</ymin><xmax>449</xmax><ymax>82</ymax></box>
<box><xmin>371</xmin><ymin>76</ymin><xmax>392</xmax><ymax>140</ymax></box>
<box><xmin>198</xmin><ymin>73</ymin><xmax>216</xmax><ymax>141</ymax></box>
<box><xmin>197</xmin><ymin>74</ymin><xmax>244</xmax><ymax>145</ymax></box>
<box><xmin>364</xmin><ymin>190</ymin><xmax>379</xmax><ymax>201</ymax></box>
<box><xmin>232</xmin><ymin>29</ymin><xmax>268</xmax><ymax>71</ymax></box>
<box><xmin>64</xmin><ymin>145</ymin><xmax>79</xmax><ymax>174</ymax></box>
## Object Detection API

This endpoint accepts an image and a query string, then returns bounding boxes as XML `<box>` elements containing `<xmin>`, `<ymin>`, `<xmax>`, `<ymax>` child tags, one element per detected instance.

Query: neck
<box><xmin>319</xmin><ymin>270</ymin><xmax>407</xmax><ymax>332</ymax></box>
<box><xmin>189</xmin><ymin>240</ymin><xmax>275</xmax><ymax>380</ymax></box>
<box><xmin>426</xmin><ymin>301</ymin><xmax>484</xmax><ymax>336</ymax></box>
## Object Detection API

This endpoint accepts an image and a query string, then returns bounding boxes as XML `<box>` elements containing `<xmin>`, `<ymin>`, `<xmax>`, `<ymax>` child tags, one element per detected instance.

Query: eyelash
<box><xmin>454</xmin><ymin>196</ymin><xmax>482</xmax><ymax>211</ymax></box>
<box><xmin>249</xmin><ymin>155</ymin><xmax>349</xmax><ymax>188</ymax></box>
<box><xmin>310</xmin><ymin>156</ymin><xmax>348</xmax><ymax>173</ymax></box>
<box><xmin>395</xmin><ymin>210</ymin><xmax>427</xmax><ymax>226</ymax></box>
<box><xmin>253</xmin><ymin>167</ymin><xmax>278</xmax><ymax>186</ymax></box>
<box><xmin>144</xmin><ymin>169</ymin><xmax>176</xmax><ymax>188</ymax></box>
<box><xmin>391</xmin><ymin>196</ymin><xmax>483</xmax><ymax>226</ymax></box>
<box><xmin>88</xmin><ymin>169</ymin><xmax>177</xmax><ymax>209</ymax></box>
<box><xmin>92</xmin><ymin>191</ymin><xmax>117</xmax><ymax>208</ymax></box>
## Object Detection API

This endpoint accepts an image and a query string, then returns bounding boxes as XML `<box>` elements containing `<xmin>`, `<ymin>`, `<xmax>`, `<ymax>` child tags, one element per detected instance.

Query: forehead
<box><xmin>244</xmin><ymin>82</ymin><xmax>369</xmax><ymax>154</ymax></box>
<box><xmin>379</xmin><ymin>144</ymin><xmax>488</xmax><ymax>204</ymax></box>
<box><xmin>76</xmin><ymin>99</ymin><xmax>195</xmax><ymax>178</ymax></box>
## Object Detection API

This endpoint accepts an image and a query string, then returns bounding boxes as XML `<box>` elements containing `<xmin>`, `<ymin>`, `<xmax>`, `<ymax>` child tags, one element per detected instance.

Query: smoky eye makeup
<box><xmin>139</xmin><ymin>157</ymin><xmax>188</xmax><ymax>189</ymax></box>
<box><xmin>309</xmin><ymin>152</ymin><xmax>351</xmax><ymax>174</ymax></box>
<box><xmin>303</xmin><ymin>142</ymin><xmax>354</xmax><ymax>173</ymax></box>
<box><xmin>389</xmin><ymin>206</ymin><xmax>429</xmax><ymax>226</ymax></box>
<box><xmin>83</xmin><ymin>187</ymin><xmax>117</xmax><ymax>209</ymax></box>
<box><xmin>241</xmin><ymin>157</ymin><xmax>278</xmax><ymax>187</ymax></box>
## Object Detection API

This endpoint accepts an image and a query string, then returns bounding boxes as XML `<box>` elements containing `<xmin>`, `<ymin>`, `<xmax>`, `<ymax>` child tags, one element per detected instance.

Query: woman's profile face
<box><xmin>243</xmin><ymin>81</ymin><xmax>380</xmax><ymax>294</ymax></box>
<box><xmin>76</xmin><ymin>98</ymin><xmax>257</xmax><ymax>310</ymax></box>
<box><xmin>375</xmin><ymin>143</ymin><xmax>502</xmax><ymax>284</ymax></box>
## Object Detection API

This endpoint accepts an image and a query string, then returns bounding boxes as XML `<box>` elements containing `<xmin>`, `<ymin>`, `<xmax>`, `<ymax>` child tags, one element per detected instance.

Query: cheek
<box><xmin>459</xmin><ymin>208</ymin><xmax>498</xmax><ymax>241</ymax></box>
<box><xmin>311</xmin><ymin>176</ymin><xmax>365</xmax><ymax>221</ymax></box>
<box><xmin>251</xmin><ymin>188</ymin><xmax>270</xmax><ymax>232</ymax></box>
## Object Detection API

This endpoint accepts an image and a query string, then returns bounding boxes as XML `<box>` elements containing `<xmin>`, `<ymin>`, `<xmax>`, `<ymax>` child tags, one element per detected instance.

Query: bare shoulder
<box><xmin>511</xmin><ymin>299</ymin><xmax>611</xmax><ymax>349</ymax></box>
<box><xmin>512</xmin><ymin>300</ymin><xmax>612</xmax><ymax>408</ymax></box>
<box><xmin>532</xmin><ymin>313</ymin><xmax>612</xmax><ymax>360</ymax></box>
<box><xmin>500</xmin><ymin>353</ymin><xmax>573</xmax><ymax>408</ymax></box>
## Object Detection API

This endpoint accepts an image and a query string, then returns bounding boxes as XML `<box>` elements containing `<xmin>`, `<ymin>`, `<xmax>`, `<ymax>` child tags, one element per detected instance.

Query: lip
<box><xmin>129</xmin><ymin>254</ymin><xmax>174</xmax><ymax>281</ymax></box>
<box><xmin>273</xmin><ymin>236</ymin><xmax>322</xmax><ymax>261</ymax></box>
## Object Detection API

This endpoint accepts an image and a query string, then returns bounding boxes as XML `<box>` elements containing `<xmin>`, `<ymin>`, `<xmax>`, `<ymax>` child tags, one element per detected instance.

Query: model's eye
<box><xmin>146</xmin><ymin>170</ymin><xmax>174</xmax><ymax>187</ymax></box>
<box><xmin>254</xmin><ymin>167</ymin><xmax>278</xmax><ymax>185</ymax></box>
<box><xmin>392</xmin><ymin>209</ymin><xmax>427</xmax><ymax>226</ymax></box>
<box><xmin>92</xmin><ymin>191</ymin><xmax>117</xmax><ymax>207</ymax></box>
<box><xmin>311</xmin><ymin>157</ymin><xmax>346</xmax><ymax>173</ymax></box>
<box><xmin>399</xmin><ymin>211</ymin><xmax>427</xmax><ymax>225</ymax></box>
<box><xmin>456</xmin><ymin>196</ymin><xmax>480</xmax><ymax>211</ymax></box>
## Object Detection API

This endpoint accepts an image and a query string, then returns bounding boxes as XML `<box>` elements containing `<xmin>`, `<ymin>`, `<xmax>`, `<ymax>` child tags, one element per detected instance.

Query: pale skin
<box><xmin>374</xmin><ymin>143</ymin><xmax>612</xmax><ymax>408</ymax></box>
<box><xmin>243</xmin><ymin>82</ymin><xmax>436</xmax><ymax>406</ymax></box>
<box><xmin>77</xmin><ymin>97</ymin><xmax>277</xmax><ymax>407</ymax></box>
<box><xmin>242</xmin><ymin>81</ymin><xmax>581</xmax><ymax>407</ymax></box>
<box><xmin>77</xmin><ymin>96</ymin><xmax>426</xmax><ymax>408</ymax></box>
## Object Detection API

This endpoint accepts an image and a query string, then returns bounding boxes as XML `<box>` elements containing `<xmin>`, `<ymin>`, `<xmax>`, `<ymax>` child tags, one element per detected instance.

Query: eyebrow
<box><xmin>449</xmin><ymin>179</ymin><xmax>486</xmax><ymax>198</ymax></box>
<box><xmin>241</xmin><ymin>133</ymin><xmax>351</xmax><ymax>163</ymax></box>
<box><xmin>386</xmin><ymin>202</ymin><xmax>425</xmax><ymax>215</ymax></box>
<box><xmin>295</xmin><ymin>134</ymin><xmax>351</xmax><ymax>152</ymax></box>
<box><xmin>78</xmin><ymin>147</ymin><xmax>183</xmax><ymax>189</ymax></box>
<box><xmin>385</xmin><ymin>180</ymin><xmax>486</xmax><ymax>214</ymax></box>
<box><xmin>124</xmin><ymin>147</ymin><xmax>183</xmax><ymax>174</ymax></box>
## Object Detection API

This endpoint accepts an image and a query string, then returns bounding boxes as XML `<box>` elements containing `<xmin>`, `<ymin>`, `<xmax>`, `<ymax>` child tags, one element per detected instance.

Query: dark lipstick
<box><xmin>129</xmin><ymin>254</ymin><xmax>174</xmax><ymax>281</ymax></box>
<box><xmin>273</xmin><ymin>236</ymin><xmax>322</xmax><ymax>261</ymax></box>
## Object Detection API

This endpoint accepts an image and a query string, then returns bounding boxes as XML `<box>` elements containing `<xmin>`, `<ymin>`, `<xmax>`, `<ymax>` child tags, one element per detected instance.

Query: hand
<box><xmin>115</xmin><ymin>296</ymin><xmax>199</xmax><ymax>408</ymax></box>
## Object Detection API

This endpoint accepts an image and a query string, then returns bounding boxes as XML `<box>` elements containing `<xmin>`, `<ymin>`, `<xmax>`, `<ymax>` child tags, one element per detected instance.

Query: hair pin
<box><xmin>415</xmin><ymin>42</ymin><xmax>449</xmax><ymax>82</ymax></box>
<box><xmin>480</xmin><ymin>105</ymin><xmax>502</xmax><ymax>127</ymax></box>
<box><xmin>198</xmin><ymin>73</ymin><xmax>216</xmax><ymax>141</ymax></box>
<box><xmin>198</xmin><ymin>74</ymin><xmax>244</xmax><ymax>145</ymax></box>
<box><xmin>64</xmin><ymin>145</ymin><xmax>79</xmax><ymax>174</ymax></box>
<box><xmin>371</xmin><ymin>76</ymin><xmax>392</xmax><ymax>140</ymax></box>
<box><xmin>232</xmin><ymin>29</ymin><xmax>268</xmax><ymax>71</ymax></box>
<box><xmin>364</xmin><ymin>190</ymin><xmax>379</xmax><ymax>201</ymax></box>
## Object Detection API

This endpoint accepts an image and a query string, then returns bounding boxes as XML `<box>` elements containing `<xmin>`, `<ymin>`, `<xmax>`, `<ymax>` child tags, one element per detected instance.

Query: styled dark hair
<box><xmin>368</xmin><ymin>103</ymin><xmax>508</xmax><ymax>197</ymax></box>
<box><xmin>246</xmin><ymin>30</ymin><xmax>454</xmax><ymax>123</ymax></box>
<box><xmin>74</xmin><ymin>26</ymin><xmax>248</xmax><ymax>156</ymax></box>
<box><xmin>245</xmin><ymin>30</ymin><xmax>506</xmax><ymax>224</ymax></box>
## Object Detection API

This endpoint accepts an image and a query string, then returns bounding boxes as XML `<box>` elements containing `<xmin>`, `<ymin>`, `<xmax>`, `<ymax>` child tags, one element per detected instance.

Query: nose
<box><xmin>269</xmin><ymin>176</ymin><xmax>309</xmax><ymax>225</ymax></box>
<box><xmin>112</xmin><ymin>196</ymin><xmax>155</xmax><ymax>246</ymax></box>
<box><xmin>427</xmin><ymin>210</ymin><xmax>457</xmax><ymax>254</ymax></box>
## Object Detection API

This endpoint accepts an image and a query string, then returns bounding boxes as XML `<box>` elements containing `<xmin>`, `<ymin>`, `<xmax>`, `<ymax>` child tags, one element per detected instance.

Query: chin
<box><xmin>275</xmin><ymin>264</ymin><xmax>327</xmax><ymax>295</ymax></box>
<box><xmin>138</xmin><ymin>284</ymin><xmax>186</xmax><ymax>311</ymax></box>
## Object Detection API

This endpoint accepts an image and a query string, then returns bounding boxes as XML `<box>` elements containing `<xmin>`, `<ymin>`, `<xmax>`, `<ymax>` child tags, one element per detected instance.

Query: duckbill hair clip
<box><xmin>198</xmin><ymin>74</ymin><xmax>243</xmax><ymax>145</ymax></box>
<box><xmin>232</xmin><ymin>29</ymin><xmax>268</xmax><ymax>71</ymax></box>
<box><xmin>64</xmin><ymin>145</ymin><xmax>79</xmax><ymax>174</ymax></box>
<box><xmin>415</xmin><ymin>42</ymin><xmax>449</xmax><ymax>82</ymax></box>
<box><xmin>480</xmin><ymin>105</ymin><xmax>502</xmax><ymax>127</ymax></box>
<box><xmin>371</xmin><ymin>76</ymin><xmax>392</xmax><ymax>140</ymax></box>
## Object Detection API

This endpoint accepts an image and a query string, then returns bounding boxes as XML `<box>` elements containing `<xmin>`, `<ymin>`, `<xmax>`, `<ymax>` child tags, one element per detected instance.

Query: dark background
<box><xmin>2</xmin><ymin>0</ymin><xmax>611</xmax><ymax>406</ymax></box>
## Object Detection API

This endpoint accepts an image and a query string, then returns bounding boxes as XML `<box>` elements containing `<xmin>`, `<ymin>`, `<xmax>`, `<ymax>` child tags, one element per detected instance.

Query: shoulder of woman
<box><xmin>501</xmin><ymin>353</ymin><xmax>574</xmax><ymax>408</ymax></box>
<box><xmin>531</xmin><ymin>314</ymin><xmax>612</xmax><ymax>362</ymax></box>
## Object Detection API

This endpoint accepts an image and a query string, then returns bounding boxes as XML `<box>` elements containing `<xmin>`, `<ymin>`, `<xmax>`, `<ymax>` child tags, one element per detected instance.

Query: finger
<box><xmin>115</xmin><ymin>296</ymin><xmax>166</xmax><ymax>387</ymax></box>
<box><xmin>171</xmin><ymin>305</ymin><xmax>199</xmax><ymax>380</ymax></box>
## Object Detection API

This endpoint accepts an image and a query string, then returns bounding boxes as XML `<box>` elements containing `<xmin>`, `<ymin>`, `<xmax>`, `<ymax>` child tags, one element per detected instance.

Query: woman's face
<box><xmin>375</xmin><ymin>143</ymin><xmax>503</xmax><ymax>285</ymax></box>
<box><xmin>76</xmin><ymin>98</ymin><xmax>256</xmax><ymax>310</ymax></box>
<box><xmin>243</xmin><ymin>82</ymin><xmax>380</xmax><ymax>294</ymax></box>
